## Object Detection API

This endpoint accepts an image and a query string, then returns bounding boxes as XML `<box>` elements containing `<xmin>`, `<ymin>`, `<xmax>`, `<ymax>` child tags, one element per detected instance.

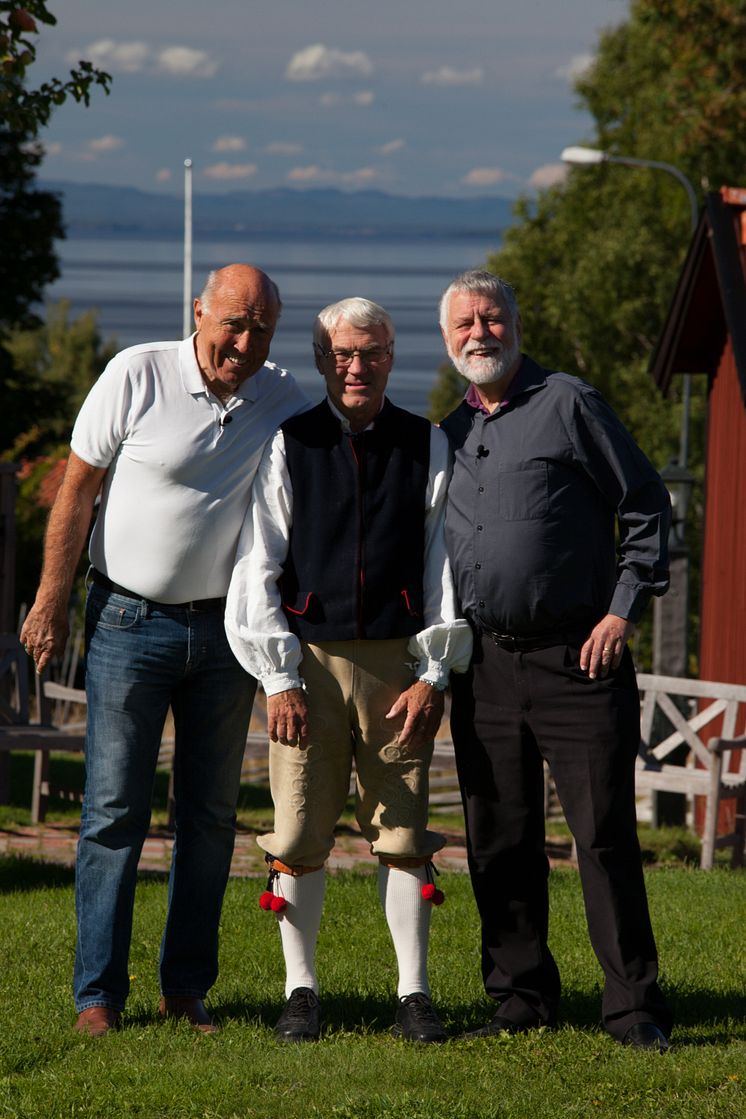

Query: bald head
<box><xmin>193</xmin><ymin>263</ymin><xmax>282</xmax><ymax>401</ymax></box>
<box><xmin>198</xmin><ymin>264</ymin><xmax>282</xmax><ymax>318</ymax></box>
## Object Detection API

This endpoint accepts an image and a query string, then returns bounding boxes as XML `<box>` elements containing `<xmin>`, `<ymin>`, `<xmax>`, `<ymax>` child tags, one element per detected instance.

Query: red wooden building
<box><xmin>650</xmin><ymin>187</ymin><xmax>746</xmax><ymax>688</ymax></box>
<box><xmin>650</xmin><ymin>188</ymin><xmax>746</xmax><ymax>834</ymax></box>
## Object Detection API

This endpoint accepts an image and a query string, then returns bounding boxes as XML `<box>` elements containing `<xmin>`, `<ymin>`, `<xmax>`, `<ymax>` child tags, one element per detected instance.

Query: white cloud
<box><xmin>555</xmin><ymin>53</ymin><xmax>594</xmax><ymax>82</ymax></box>
<box><xmin>69</xmin><ymin>40</ymin><xmax>218</xmax><ymax>79</ymax></box>
<box><xmin>286</xmin><ymin>43</ymin><xmax>373</xmax><ymax>82</ymax></box>
<box><xmin>155</xmin><ymin>168</ymin><xmax>172</xmax><ymax>182</ymax></box>
<box><xmin>528</xmin><ymin>163</ymin><xmax>568</xmax><ymax>189</ymax></box>
<box><xmin>287</xmin><ymin>165</ymin><xmax>382</xmax><ymax>187</ymax></box>
<box><xmin>264</xmin><ymin>141</ymin><xmax>303</xmax><ymax>156</ymax></box>
<box><xmin>212</xmin><ymin>136</ymin><xmax>246</xmax><ymax>153</ymax></box>
<box><xmin>156</xmin><ymin>46</ymin><xmax>218</xmax><ymax>78</ymax></box>
<box><xmin>88</xmin><ymin>134</ymin><xmax>125</xmax><ymax>153</ymax></box>
<box><xmin>343</xmin><ymin>167</ymin><xmax>380</xmax><ymax>185</ymax></box>
<box><xmin>421</xmin><ymin>65</ymin><xmax>483</xmax><ymax>86</ymax></box>
<box><xmin>376</xmin><ymin>138</ymin><xmax>405</xmax><ymax>155</ymax></box>
<box><xmin>203</xmin><ymin>162</ymin><xmax>258</xmax><ymax>181</ymax></box>
<box><xmin>69</xmin><ymin>39</ymin><xmax>150</xmax><ymax>73</ymax></box>
<box><xmin>44</xmin><ymin>141</ymin><xmax>63</xmax><ymax>157</ymax></box>
<box><xmin>462</xmin><ymin>167</ymin><xmax>508</xmax><ymax>187</ymax></box>
<box><xmin>288</xmin><ymin>164</ymin><xmax>328</xmax><ymax>183</ymax></box>
<box><xmin>319</xmin><ymin>90</ymin><xmax>374</xmax><ymax>108</ymax></box>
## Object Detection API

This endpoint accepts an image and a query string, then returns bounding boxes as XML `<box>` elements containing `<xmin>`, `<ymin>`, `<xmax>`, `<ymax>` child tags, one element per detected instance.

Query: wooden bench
<box><xmin>635</xmin><ymin>673</ymin><xmax>746</xmax><ymax>869</ymax></box>
<box><xmin>0</xmin><ymin>635</ymin><xmax>272</xmax><ymax>825</ymax></box>
<box><xmin>0</xmin><ymin>636</ymin><xmax>87</xmax><ymax>822</ymax></box>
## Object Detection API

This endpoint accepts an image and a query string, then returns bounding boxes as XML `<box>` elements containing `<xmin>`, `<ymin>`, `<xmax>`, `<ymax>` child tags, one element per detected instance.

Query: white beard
<box><xmin>449</xmin><ymin>337</ymin><xmax>521</xmax><ymax>385</ymax></box>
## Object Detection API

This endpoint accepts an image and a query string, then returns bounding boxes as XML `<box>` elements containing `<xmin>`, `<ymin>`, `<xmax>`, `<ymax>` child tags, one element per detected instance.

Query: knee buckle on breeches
<box><xmin>258</xmin><ymin>854</ymin><xmax>323</xmax><ymax>915</ymax></box>
<box><xmin>378</xmin><ymin>856</ymin><xmax>445</xmax><ymax>906</ymax></box>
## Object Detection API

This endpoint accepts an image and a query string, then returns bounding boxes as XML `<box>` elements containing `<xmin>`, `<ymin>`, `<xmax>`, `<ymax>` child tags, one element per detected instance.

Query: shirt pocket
<box><xmin>497</xmin><ymin>462</ymin><xmax>549</xmax><ymax>521</ymax></box>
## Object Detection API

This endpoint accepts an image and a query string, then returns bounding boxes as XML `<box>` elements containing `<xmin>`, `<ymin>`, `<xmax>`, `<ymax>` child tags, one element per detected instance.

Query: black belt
<box><xmin>481</xmin><ymin>628</ymin><xmax>569</xmax><ymax>653</ymax></box>
<box><xmin>90</xmin><ymin>568</ymin><xmax>226</xmax><ymax>613</ymax></box>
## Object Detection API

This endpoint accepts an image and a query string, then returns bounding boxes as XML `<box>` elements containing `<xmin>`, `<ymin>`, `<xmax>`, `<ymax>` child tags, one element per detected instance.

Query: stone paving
<box><xmin>0</xmin><ymin>820</ymin><xmax>574</xmax><ymax>876</ymax></box>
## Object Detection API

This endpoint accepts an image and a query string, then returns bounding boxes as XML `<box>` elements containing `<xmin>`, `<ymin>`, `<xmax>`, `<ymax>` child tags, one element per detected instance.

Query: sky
<box><xmin>34</xmin><ymin>0</ymin><xmax>629</xmax><ymax>199</ymax></box>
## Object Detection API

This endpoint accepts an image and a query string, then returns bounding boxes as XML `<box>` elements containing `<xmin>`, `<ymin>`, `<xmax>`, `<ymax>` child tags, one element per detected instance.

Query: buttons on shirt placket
<box><xmin>475</xmin><ymin>415</ymin><xmax>488</xmax><ymax>608</ymax></box>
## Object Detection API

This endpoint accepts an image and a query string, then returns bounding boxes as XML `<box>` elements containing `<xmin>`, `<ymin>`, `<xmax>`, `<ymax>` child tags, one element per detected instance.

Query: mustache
<box><xmin>462</xmin><ymin>342</ymin><xmax>503</xmax><ymax>357</ymax></box>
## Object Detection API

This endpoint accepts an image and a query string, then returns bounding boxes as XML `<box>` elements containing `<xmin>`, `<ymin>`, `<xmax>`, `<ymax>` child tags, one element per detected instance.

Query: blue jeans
<box><xmin>74</xmin><ymin>583</ymin><xmax>256</xmax><ymax>1012</ymax></box>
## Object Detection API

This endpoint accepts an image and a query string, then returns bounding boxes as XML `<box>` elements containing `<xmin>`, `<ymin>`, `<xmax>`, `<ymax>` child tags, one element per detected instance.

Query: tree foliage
<box><xmin>1</xmin><ymin>302</ymin><xmax>116</xmax><ymax>607</ymax></box>
<box><xmin>429</xmin><ymin>0</ymin><xmax>746</xmax><ymax>461</ymax></box>
<box><xmin>0</xmin><ymin>3</ymin><xmax>111</xmax><ymax>334</ymax></box>
<box><xmin>427</xmin><ymin>0</ymin><xmax>746</xmax><ymax>669</ymax></box>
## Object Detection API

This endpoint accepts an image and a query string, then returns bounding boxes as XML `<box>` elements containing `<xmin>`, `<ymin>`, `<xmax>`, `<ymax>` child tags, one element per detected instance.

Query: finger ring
<box><xmin>603</xmin><ymin>645</ymin><xmax>612</xmax><ymax>652</ymax></box>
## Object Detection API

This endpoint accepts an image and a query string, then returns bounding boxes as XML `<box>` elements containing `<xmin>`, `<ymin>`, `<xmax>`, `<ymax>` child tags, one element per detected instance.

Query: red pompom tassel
<box><xmin>421</xmin><ymin>883</ymin><xmax>436</xmax><ymax>901</ymax></box>
<box><xmin>270</xmin><ymin>895</ymin><xmax>287</xmax><ymax>913</ymax></box>
<box><xmin>259</xmin><ymin>891</ymin><xmax>274</xmax><ymax>910</ymax></box>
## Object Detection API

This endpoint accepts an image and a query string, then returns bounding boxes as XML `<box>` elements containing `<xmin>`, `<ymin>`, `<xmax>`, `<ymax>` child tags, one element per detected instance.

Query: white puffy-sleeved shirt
<box><xmin>70</xmin><ymin>335</ymin><xmax>309</xmax><ymax>603</ymax></box>
<box><xmin>225</xmin><ymin>399</ymin><xmax>473</xmax><ymax>694</ymax></box>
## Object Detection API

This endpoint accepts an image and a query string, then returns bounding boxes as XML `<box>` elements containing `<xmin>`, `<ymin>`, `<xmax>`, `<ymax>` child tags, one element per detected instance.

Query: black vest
<box><xmin>280</xmin><ymin>399</ymin><xmax>430</xmax><ymax>641</ymax></box>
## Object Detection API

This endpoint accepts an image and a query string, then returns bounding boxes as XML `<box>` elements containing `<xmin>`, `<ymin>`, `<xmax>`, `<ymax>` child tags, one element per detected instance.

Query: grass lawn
<box><xmin>0</xmin><ymin>853</ymin><xmax>744</xmax><ymax>1119</ymax></box>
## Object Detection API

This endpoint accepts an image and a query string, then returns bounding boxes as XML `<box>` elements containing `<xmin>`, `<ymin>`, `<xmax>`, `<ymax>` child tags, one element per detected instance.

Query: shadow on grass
<box><xmin>557</xmin><ymin>985</ymin><xmax>746</xmax><ymax>1040</ymax></box>
<box><xmin>121</xmin><ymin>988</ymin><xmax>746</xmax><ymax>1046</ymax></box>
<box><xmin>171</xmin><ymin>991</ymin><xmax>406</xmax><ymax>1038</ymax></box>
<box><xmin>446</xmin><ymin>988</ymin><xmax>746</xmax><ymax>1046</ymax></box>
<box><xmin>667</xmin><ymin>988</ymin><xmax>746</xmax><ymax>1042</ymax></box>
<box><xmin>0</xmin><ymin>853</ymin><xmax>75</xmax><ymax>892</ymax></box>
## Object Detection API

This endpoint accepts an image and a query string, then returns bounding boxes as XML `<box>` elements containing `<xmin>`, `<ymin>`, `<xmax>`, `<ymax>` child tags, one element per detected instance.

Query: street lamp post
<box><xmin>561</xmin><ymin>145</ymin><xmax>698</xmax><ymax>470</ymax></box>
<box><xmin>560</xmin><ymin>146</ymin><xmax>699</xmax><ymax>233</ymax></box>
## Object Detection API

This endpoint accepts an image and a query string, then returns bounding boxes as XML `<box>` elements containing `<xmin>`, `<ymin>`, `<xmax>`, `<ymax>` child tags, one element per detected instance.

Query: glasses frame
<box><xmin>314</xmin><ymin>342</ymin><xmax>394</xmax><ymax>368</ymax></box>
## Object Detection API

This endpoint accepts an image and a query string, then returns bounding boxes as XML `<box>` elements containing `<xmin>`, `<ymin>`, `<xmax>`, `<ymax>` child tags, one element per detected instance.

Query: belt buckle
<box><xmin>490</xmin><ymin>631</ymin><xmax>517</xmax><ymax>650</ymax></box>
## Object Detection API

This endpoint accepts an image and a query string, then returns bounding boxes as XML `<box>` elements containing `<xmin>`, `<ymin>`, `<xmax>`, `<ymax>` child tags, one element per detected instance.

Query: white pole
<box><xmin>182</xmin><ymin>158</ymin><xmax>193</xmax><ymax>338</ymax></box>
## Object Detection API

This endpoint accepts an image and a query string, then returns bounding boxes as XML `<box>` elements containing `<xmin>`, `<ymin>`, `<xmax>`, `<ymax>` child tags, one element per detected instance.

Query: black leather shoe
<box><xmin>274</xmin><ymin>987</ymin><xmax>320</xmax><ymax>1042</ymax></box>
<box><xmin>159</xmin><ymin>996</ymin><xmax>217</xmax><ymax>1034</ymax></box>
<box><xmin>462</xmin><ymin>1012</ymin><xmax>529</xmax><ymax>1038</ymax></box>
<box><xmin>622</xmin><ymin>1022</ymin><xmax>671</xmax><ymax>1052</ymax></box>
<box><xmin>393</xmin><ymin>993</ymin><xmax>448</xmax><ymax>1043</ymax></box>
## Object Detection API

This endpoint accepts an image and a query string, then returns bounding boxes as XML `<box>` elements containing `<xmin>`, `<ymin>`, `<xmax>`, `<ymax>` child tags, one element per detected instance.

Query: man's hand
<box><xmin>19</xmin><ymin>453</ymin><xmax>106</xmax><ymax>676</ymax></box>
<box><xmin>267</xmin><ymin>687</ymin><xmax>309</xmax><ymax>748</ymax></box>
<box><xmin>385</xmin><ymin>680</ymin><xmax>445</xmax><ymax>752</ymax></box>
<box><xmin>19</xmin><ymin>601</ymin><xmax>70</xmax><ymax>676</ymax></box>
<box><xmin>579</xmin><ymin>614</ymin><xmax>635</xmax><ymax>679</ymax></box>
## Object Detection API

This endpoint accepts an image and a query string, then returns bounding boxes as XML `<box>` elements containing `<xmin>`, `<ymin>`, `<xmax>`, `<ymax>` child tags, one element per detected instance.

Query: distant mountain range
<box><xmin>40</xmin><ymin>180</ymin><xmax>515</xmax><ymax>240</ymax></box>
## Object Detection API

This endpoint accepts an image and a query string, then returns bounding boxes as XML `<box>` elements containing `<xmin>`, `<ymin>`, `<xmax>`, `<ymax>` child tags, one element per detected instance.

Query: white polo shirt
<box><xmin>71</xmin><ymin>335</ymin><xmax>308</xmax><ymax>603</ymax></box>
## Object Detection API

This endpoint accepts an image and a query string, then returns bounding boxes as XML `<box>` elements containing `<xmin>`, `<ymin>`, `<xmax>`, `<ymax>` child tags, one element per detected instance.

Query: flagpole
<box><xmin>182</xmin><ymin>158</ymin><xmax>193</xmax><ymax>338</ymax></box>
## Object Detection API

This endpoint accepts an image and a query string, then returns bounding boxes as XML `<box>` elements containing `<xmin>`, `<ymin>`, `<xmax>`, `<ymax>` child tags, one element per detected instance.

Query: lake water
<box><xmin>48</xmin><ymin>235</ymin><xmax>496</xmax><ymax>417</ymax></box>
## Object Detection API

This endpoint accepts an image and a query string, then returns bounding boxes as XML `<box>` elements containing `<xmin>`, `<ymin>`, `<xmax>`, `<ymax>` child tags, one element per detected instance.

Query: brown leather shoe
<box><xmin>74</xmin><ymin>1007</ymin><xmax>121</xmax><ymax>1037</ymax></box>
<box><xmin>158</xmin><ymin>996</ymin><xmax>217</xmax><ymax>1034</ymax></box>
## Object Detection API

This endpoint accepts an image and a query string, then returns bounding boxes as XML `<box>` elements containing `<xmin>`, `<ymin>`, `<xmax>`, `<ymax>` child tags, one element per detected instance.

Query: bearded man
<box><xmin>438</xmin><ymin>270</ymin><xmax>674</xmax><ymax>1051</ymax></box>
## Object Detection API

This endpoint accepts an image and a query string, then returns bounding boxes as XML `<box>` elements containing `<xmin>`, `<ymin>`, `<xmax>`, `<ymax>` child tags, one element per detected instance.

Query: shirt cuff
<box><xmin>261</xmin><ymin>671</ymin><xmax>304</xmax><ymax>697</ymax></box>
<box><xmin>608</xmin><ymin>583</ymin><xmax>650</xmax><ymax>625</ymax></box>
<box><xmin>415</xmin><ymin>671</ymin><xmax>449</xmax><ymax>691</ymax></box>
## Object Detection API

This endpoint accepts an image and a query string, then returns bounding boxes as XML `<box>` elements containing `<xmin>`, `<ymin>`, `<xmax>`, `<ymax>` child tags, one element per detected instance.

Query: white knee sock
<box><xmin>378</xmin><ymin>864</ymin><xmax>431</xmax><ymax>998</ymax></box>
<box><xmin>276</xmin><ymin>868</ymin><xmax>326</xmax><ymax>998</ymax></box>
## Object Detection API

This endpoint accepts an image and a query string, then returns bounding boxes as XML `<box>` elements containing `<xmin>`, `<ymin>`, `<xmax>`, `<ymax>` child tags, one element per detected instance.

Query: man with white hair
<box><xmin>438</xmin><ymin>269</ymin><xmax>674</xmax><ymax>1051</ymax></box>
<box><xmin>226</xmin><ymin>297</ymin><xmax>471</xmax><ymax>1043</ymax></box>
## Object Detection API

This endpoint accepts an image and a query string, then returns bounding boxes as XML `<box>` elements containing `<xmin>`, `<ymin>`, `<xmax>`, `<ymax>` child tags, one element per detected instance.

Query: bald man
<box><xmin>21</xmin><ymin>265</ymin><xmax>308</xmax><ymax>1036</ymax></box>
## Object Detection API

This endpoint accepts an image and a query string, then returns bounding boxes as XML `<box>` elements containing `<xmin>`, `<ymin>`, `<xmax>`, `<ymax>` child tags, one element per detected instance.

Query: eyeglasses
<box><xmin>315</xmin><ymin>344</ymin><xmax>393</xmax><ymax>368</ymax></box>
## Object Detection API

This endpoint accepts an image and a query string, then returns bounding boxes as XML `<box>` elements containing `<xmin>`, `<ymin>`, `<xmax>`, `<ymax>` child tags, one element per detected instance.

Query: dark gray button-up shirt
<box><xmin>441</xmin><ymin>356</ymin><xmax>671</xmax><ymax>637</ymax></box>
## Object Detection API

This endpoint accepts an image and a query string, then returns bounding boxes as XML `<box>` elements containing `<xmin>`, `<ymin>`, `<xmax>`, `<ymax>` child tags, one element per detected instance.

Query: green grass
<box><xmin>0</xmin><ymin>858</ymin><xmax>744</xmax><ymax>1119</ymax></box>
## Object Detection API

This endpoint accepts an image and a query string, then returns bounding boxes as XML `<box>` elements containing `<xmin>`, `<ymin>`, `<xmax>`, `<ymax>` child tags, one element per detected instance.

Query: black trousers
<box><xmin>450</xmin><ymin>633</ymin><xmax>672</xmax><ymax>1039</ymax></box>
